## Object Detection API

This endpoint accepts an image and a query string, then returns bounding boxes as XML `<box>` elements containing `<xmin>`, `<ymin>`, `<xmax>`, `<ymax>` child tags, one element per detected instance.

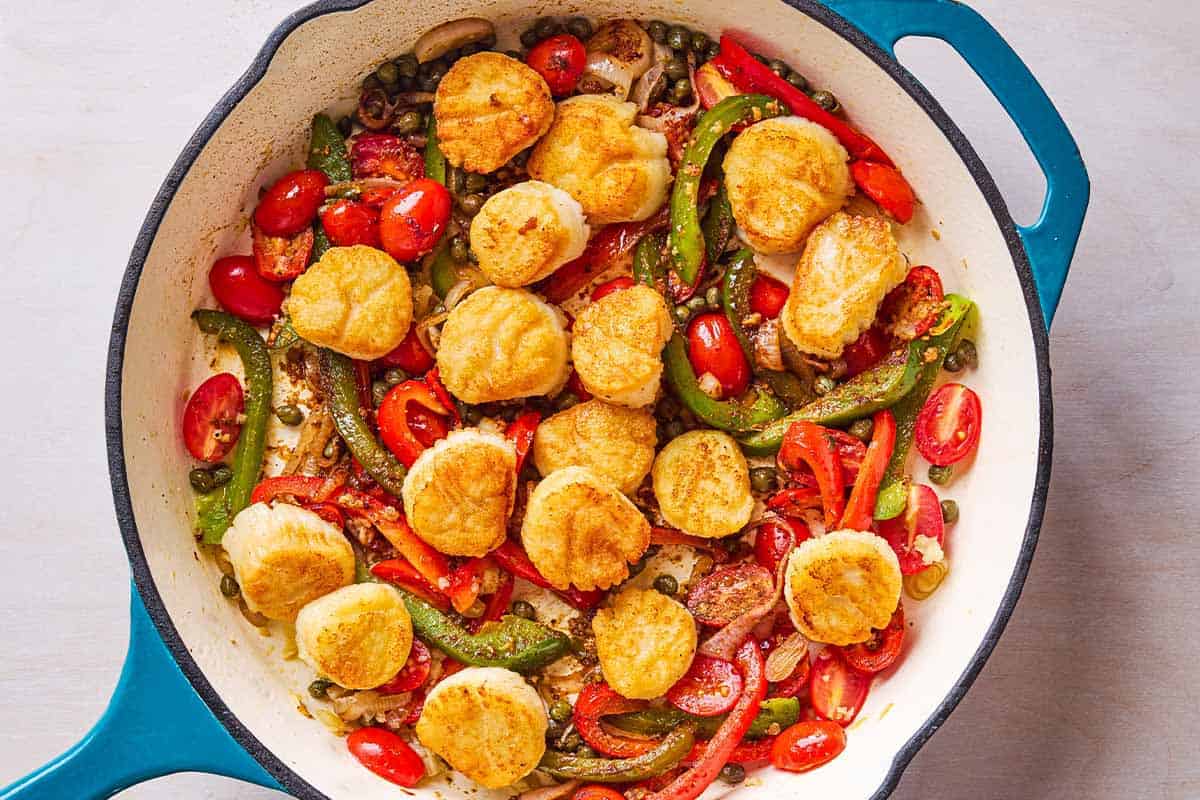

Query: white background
<box><xmin>1</xmin><ymin>0</ymin><xmax>1197</xmax><ymax>797</ymax></box>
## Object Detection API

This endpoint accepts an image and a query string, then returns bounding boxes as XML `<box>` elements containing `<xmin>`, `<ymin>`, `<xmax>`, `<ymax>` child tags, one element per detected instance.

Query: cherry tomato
<box><xmin>809</xmin><ymin>647</ymin><xmax>871</xmax><ymax>726</ymax></box>
<box><xmin>770</xmin><ymin>720</ymin><xmax>846</xmax><ymax>772</ymax></box>
<box><xmin>253</xmin><ymin>169</ymin><xmax>328</xmax><ymax>237</ymax></box>
<box><xmin>379</xmin><ymin>178</ymin><xmax>452</xmax><ymax>262</ymax></box>
<box><xmin>525</xmin><ymin>34</ymin><xmax>587</xmax><ymax>96</ymax></box>
<box><xmin>842</xmin><ymin>604</ymin><xmax>905</xmax><ymax>674</ymax></box>
<box><xmin>351</xmin><ymin>133</ymin><xmax>425</xmax><ymax>183</ymax></box>
<box><xmin>591</xmin><ymin>276</ymin><xmax>636</xmax><ymax>301</ymax></box>
<box><xmin>914</xmin><ymin>382</ymin><xmax>982</xmax><ymax>466</ymax></box>
<box><xmin>407</xmin><ymin>405</ymin><xmax>450</xmax><ymax>448</ymax></box>
<box><xmin>665</xmin><ymin>655</ymin><xmax>744</xmax><ymax>717</ymax></box>
<box><xmin>878</xmin><ymin>483</ymin><xmax>945</xmax><ymax>574</ymax></box>
<box><xmin>685</xmin><ymin>563</ymin><xmax>775</xmax><ymax>626</ymax></box>
<box><xmin>320</xmin><ymin>199</ymin><xmax>381</xmax><ymax>248</ymax></box>
<box><xmin>753</xmin><ymin>519</ymin><xmax>811</xmax><ymax>576</ymax></box>
<box><xmin>879</xmin><ymin>266</ymin><xmax>944</xmax><ymax>340</ymax></box>
<box><xmin>378</xmin><ymin>328</ymin><xmax>435</xmax><ymax>374</ymax></box>
<box><xmin>182</xmin><ymin>373</ymin><xmax>244</xmax><ymax>462</ymax></box>
<box><xmin>749</xmin><ymin>273</ymin><xmax>789</xmax><ymax>319</ymax></box>
<box><xmin>346</xmin><ymin>727</ymin><xmax>425</xmax><ymax>787</ymax></box>
<box><xmin>252</xmin><ymin>224</ymin><xmax>314</xmax><ymax>282</ymax></box>
<box><xmin>842</xmin><ymin>326</ymin><xmax>889</xmax><ymax>378</ymax></box>
<box><xmin>574</xmin><ymin>786</ymin><xmax>626</xmax><ymax>800</ymax></box>
<box><xmin>850</xmin><ymin>160</ymin><xmax>915</xmax><ymax>224</ymax></box>
<box><xmin>377</xmin><ymin>639</ymin><xmax>432</xmax><ymax>694</ymax></box>
<box><xmin>686</xmin><ymin>312</ymin><xmax>750</xmax><ymax>398</ymax></box>
<box><xmin>208</xmin><ymin>255</ymin><xmax>285</xmax><ymax>324</ymax></box>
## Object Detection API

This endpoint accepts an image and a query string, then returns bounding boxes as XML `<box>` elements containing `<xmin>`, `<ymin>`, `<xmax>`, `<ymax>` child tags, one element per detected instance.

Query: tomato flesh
<box><xmin>525</xmin><ymin>34</ymin><xmax>587</xmax><ymax>96</ymax></box>
<box><xmin>378</xmin><ymin>327</ymin><xmax>435</xmax><ymax>375</ymax></box>
<box><xmin>748</xmin><ymin>273</ymin><xmax>789</xmax><ymax>319</ymax></box>
<box><xmin>914</xmin><ymin>382</ymin><xmax>982</xmax><ymax>466</ymax></box>
<box><xmin>770</xmin><ymin>720</ymin><xmax>846</xmax><ymax>772</ymax></box>
<box><xmin>753</xmin><ymin>519</ymin><xmax>810</xmax><ymax>576</ymax></box>
<box><xmin>252</xmin><ymin>224</ymin><xmax>314</xmax><ymax>282</ymax></box>
<box><xmin>879</xmin><ymin>265</ymin><xmax>944</xmax><ymax>340</ymax></box>
<box><xmin>591</xmin><ymin>276</ymin><xmax>635</xmax><ymax>301</ymax></box>
<box><xmin>253</xmin><ymin>169</ymin><xmax>328</xmax><ymax>237</ymax></box>
<box><xmin>666</xmin><ymin>655</ymin><xmax>744</xmax><ymax>717</ymax></box>
<box><xmin>878</xmin><ymin>483</ymin><xmax>946</xmax><ymax>575</ymax></box>
<box><xmin>377</xmin><ymin>639</ymin><xmax>432</xmax><ymax>694</ymax></box>
<box><xmin>182</xmin><ymin>373</ymin><xmax>244</xmax><ymax>463</ymax></box>
<box><xmin>809</xmin><ymin>647</ymin><xmax>871</xmax><ymax>726</ymax></box>
<box><xmin>842</xmin><ymin>326</ymin><xmax>889</xmax><ymax>378</ymax></box>
<box><xmin>351</xmin><ymin>133</ymin><xmax>425</xmax><ymax>183</ymax></box>
<box><xmin>346</xmin><ymin>727</ymin><xmax>425</xmax><ymax>787</ymax></box>
<box><xmin>379</xmin><ymin>178</ymin><xmax>452</xmax><ymax>263</ymax></box>
<box><xmin>686</xmin><ymin>312</ymin><xmax>750</xmax><ymax>398</ymax></box>
<box><xmin>842</xmin><ymin>604</ymin><xmax>905</xmax><ymax>674</ymax></box>
<box><xmin>208</xmin><ymin>255</ymin><xmax>285</xmax><ymax>324</ymax></box>
<box><xmin>685</xmin><ymin>563</ymin><xmax>774</xmax><ymax>626</ymax></box>
<box><xmin>320</xmin><ymin>199</ymin><xmax>381</xmax><ymax>248</ymax></box>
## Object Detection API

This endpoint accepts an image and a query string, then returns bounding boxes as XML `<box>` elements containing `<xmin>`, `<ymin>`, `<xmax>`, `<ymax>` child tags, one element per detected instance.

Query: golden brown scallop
<box><xmin>571</xmin><ymin>284</ymin><xmax>672</xmax><ymax>407</ymax></box>
<box><xmin>294</xmin><ymin>583</ymin><xmax>413</xmax><ymax>690</ymax></box>
<box><xmin>592</xmin><ymin>587</ymin><xmax>697</xmax><ymax>699</ymax></box>
<box><xmin>532</xmin><ymin>400</ymin><xmax>657</xmax><ymax>494</ymax></box>
<box><xmin>651</xmin><ymin>430</ymin><xmax>754</xmax><ymax>538</ymax></box>
<box><xmin>470</xmin><ymin>181</ymin><xmax>589</xmax><ymax>287</ymax></box>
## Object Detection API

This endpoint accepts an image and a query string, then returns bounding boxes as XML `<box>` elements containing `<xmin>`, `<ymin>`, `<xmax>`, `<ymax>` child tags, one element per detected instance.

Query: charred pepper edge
<box><xmin>538</xmin><ymin>723</ymin><xmax>697</xmax><ymax>782</ymax></box>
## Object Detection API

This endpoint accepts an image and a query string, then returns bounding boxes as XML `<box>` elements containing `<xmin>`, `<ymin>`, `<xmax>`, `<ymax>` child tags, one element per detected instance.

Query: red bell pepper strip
<box><xmin>537</xmin><ymin>207</ymin><xmax>670</xmax><ymax>303</ymax></box>
<box><xmin>505</xmin><ymin>410</ymin><xmax>542</xmax><ymax>475</ymax></box>
<box><xmin>250</xmin><ymin>475</ymin><xmax>325</xmax><ymax>505</ymax></box>
<box><xmin>574</xmin><ymin>683</ymin><xmax>657</xmax><ymax>758</ymax></box>
<box><xmin>491</xmin><ymin>539</ymin><xmax>605</xmax><ymax>610</ymax></box>
<box><xmin>336</xmin><ymin>488</ymin><xmax>452</xmax><ymax>591</ymax></box>
<box><xmin>304</xmin><ymin>502</ymin><xmax>345</xmax><ymax>529</ymax></box>
<box><xmin>765</xmin><ymin>486</ymin><xmax>823</xmax><ymax>516</ymax></box>
<box><xmin>650</xmin><ymin>527</ymin><xmax>731</xmax><ymax>564</ymax></box>
<box><xmin>470</xmin><ymin>569</ymin><xmax>514</xmax><ymax>632</ymax></box>
<box><xmin>376</xmin><ymin>379</ymin><xmax>452</xmax><ymax>468</ymax></box>
<box><xmin>445</xmin><ymin>557</ymin><xmax>492</xmax><ymax>614</ymax></box>
<box><xmin>841</xmin><ymin>410</ymin><xmax>897</xmax><ymax>531</ymax></box>
<box><xmin>353</xmin><ymin>359</ymin><xmax>373</xmax><ymax>412</ymax></box>
<box><xmin>644</xmin><ymin>640</ymin><xmax>766</xmax><ymax>800</ymax></box>
<box><xmin>371</xmin><ymin>558</ymin><xmax>451</xmax><ymax>611</ymax></box>
<box><xmin>683</xmin><ymin>736</ymin><xmax>774</xmax><ymax>766</ymax></box>
<box><xmin>850</xmin><ymin>160</ymin><xmax>916</xmax><ymax>223</ymax></box>
<box><xmin>778</xmin><ymin>422</ymin><xmax>846</xmax><ymax>529</ymax></box>
<box><xmin>425</xmin><ymin>367</ymin><xmax>461</xmax><ymax>426</ymax></box>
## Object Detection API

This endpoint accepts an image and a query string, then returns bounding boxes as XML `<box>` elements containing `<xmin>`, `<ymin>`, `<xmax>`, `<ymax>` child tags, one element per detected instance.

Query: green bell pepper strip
<box><xmin>399</xmin><ymin>592</ymin><xmax>570</xmax><ymax>673</ymax></box>
<box><xmin>424</xmin><ymin>114</ymin><xmax>447</xmax><ymax>185</ymax></box>
<box><xmin>192</xmin><ymin>310</ymin><xmax>273</xmax><ymax>543</ymax></box>
<box><xmin>538</xmin><ymin>724</ymin><xmax>696</xmax><ymax>783</ymax></box>
<box><xmin>663</xmin><ymin>334</ymin><xmax>788</xmax><ymax>434</ymax></box>
<box><xmin>610</xmin><ymin>697</ymin><xmax>800</xmax><ymax>741</ymax></box>
<box><xmin>311</xmin><ymin>222</ymin><xmax>332</xmax><ymax>263</ymax></box>
<box><xmin>316</xmin><ymin>348</ymin><xmax>408</xmax><ymax>497</ymax></box>
<box><xmin>307</xmin><ymin>113</ymin><xmax>351</xmax><ymax>183</ymax></box>
<box><xmin>428</xmin><ymin>239</ymin><xmax>458</xmax><ymax>299</ymax></box>
<box><xmin>874</xmin><ymin>294</ymin><xmax>974</xmax><ymax>519</ymax></box>
<box><xmin>668</xmin><ymin>94</ymin><xmax>785</xmax><ymax>287</ymax></box>
<box><xmin>700</xmin><ymin>181</ymin><xmax>734</xmax><ymax>266</ymax></box>
<box><xmin>633</xmin><ymin>231</ymin><xmax>668</xmax><ymax>290</ymax></box>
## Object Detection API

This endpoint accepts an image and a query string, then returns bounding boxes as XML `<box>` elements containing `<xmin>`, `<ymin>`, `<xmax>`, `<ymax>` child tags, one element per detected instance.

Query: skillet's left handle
<box><xmin>0</xmin><ymin>586</ymin><xmax>281</xmax><ymax>800</ymax></box>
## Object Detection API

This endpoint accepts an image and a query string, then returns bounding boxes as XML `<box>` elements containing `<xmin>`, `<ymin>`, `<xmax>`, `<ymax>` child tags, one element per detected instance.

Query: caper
<box><xmin>505</xmin><ymin>49</ymin><xmax>524</xmax><ymax>61</ymax></box>
<box><xmin>549</xmin><ymin>698</ymin><xmax>573</xmax><ymax>723</ymax></box>
<box><xmin>395</xmin><ymin>53</ymin><xmax>419</xmax><ymax>78</ymax></box>
<box><xmin>647</xmin><ymin>20</ymin><xmax>669</xmax><ymax>43</ymax></box>
<box><xmin>274</xmin><ymin>403</ymin><xmax>304</xmax><ymax>426</ymax></box>
<box><xmin>690</xmin><ymin>32</ymin><xmax>710</xmax><ymax>53</ymax></box>
<box><xmin>362</xmin><ymin>73</ymin><xmax>383</xmax><ymax>91</ymax></box>
<box><xmin>664</xmin><ymin>56</ymin><xmax>690</xmax><ymax>81</ymax></box>
<box><xmin>663</xmin><ymin>419</ymin><xmax>685</xmax><ymax>440</ymax></box>
<box><xmin>750</xmin><ymin>466</ymin><xmax>778</xmax><ymax>493</ymax></box>
<box><xmin>673</xmin><ymin>304</ymin><xmax>692</xmax><ymax>323</ymax></box>
<box><xmin>189</xmin><ymin>468</ymin><xmax>215</xmax><ymax>493</ymax></box>
<box><xmin>686</xmin><ymin>296</ymin><xmax>708</xmax><ymax>313</ymax></box>
<box><xmin>673</xmin><ymin>77</ymin><xmax>693</xmax><ymax>96</ymax></box>
<box><xmin>519</xmin><ymin>27</ymin><xmax>540</xmax><ymax>48</ymax></box>
<box><xmin>464</xmin><ymin>172</ymin><xmax>488</xmax><ymax>193</ymax></box>
<box><xmin>535</xmin><ymin>17</ymin><xmax>561</xmax><ymax>39</ymax></box>
<box><xmin>928</xmin><ymin>464</ymin><xmax>953</xmax><ymax>485</ymax></box>
<box><xmin>383</xmin><ymin>368</ymin><xmax>408</xmax><ymax>386</ymax></box>
<box><xmin>566</xmin><ymin>16</ymin><xmax>593</xmax><ymax>39</ymax></box>
<box><xmin>394</xmin><ymin>110</ymin><xmax>423</xmax><ymax>135</ymax></box>
<box><xmin>705</xmin><ymin>286</ymin><xmax>721</xmax><ymax>309</ymax></box>
<box><xmin>943</xmin><ymin>351</ymin><xmax>963</xmax><ymax>373</ymax></box>
<box><xmin>811</xmin><ymin>89</ymin><xmax>840</xmax><ymax>113</ymax></box>
<box><xmin>512</xmin><ymin>599</ymin><xmax>537</xmax><ymax>620</ymax></box>
<box><xmin>546</xmin><ymin>721</ymin><xmax>566</xmax><ymax>742</ymax></box>
<box><xmin>560</xmin><ymin>731</ymin><xmax>582</xmax><ymax>751</ymax></box>
<box><xmin>418</xmin><ymin>74</ymin><xmax>439</xmax><ymax>92</ymax></box>
<box><xmin>308</xmin><ymin>678</ymin><xmax>334</xmax><ymax>700</ymax></box>
<box><xmin>814</xmin><ymin>375</ymin><xmax>836</xmax><ymax>395</ymax></box>
<box><xmin>372</xmin><ymin>380</ymin><xmax>390</xmax><ymax>407</ymax></box>
<box><xmin>449</xmin><ymin>234</ymin><xmax>470</xmax><ymax>263</ymax></box>
<box><xmin>576</xmin><ymin>746</ymin><xmax>597</xmax><ymax>759</ymax></box>
<box><xmin>628</xmin><ymin>556</ymin><xmax>649</xmax><ymax>577</ymax></box>
<box><xmin>720</xmin><ymin>764</ymin><xmax>746</xmax><ymax>784</ymax></box>
<box><xmin>941</xmin><ymin>499</ymin><xmax>960</xmax><ymax>524</ymax></box>
<box><xmin>336</xmin><ymin>116</ymin><xmax>354</xmax><ymax>138</ymax></box>
<box><xmin>767</xmin><ymin>58</ymin><xmax>789</xmax><ymax>77</ymax></box>
<box><xmin>511</xmin><ymin>148</ymin><xmax>531</xmax><ymax>168</ymax></box>
<box><xmin>219</xmin><ymin>574</ymin><xmax>240</xmax><ymax>598</ymax></box>
<box><xmin>322</xmin><ymin>439</ymin><xmax>338</xmax><ymax>459</ymax></box>
<box><xmin>375</xmin><ymin>61</ymin><xmax>399</xmax><ymax>85</ymax></box>
<box><xmin>671</xmin><ymin>86</ymin><xmax>692</xmax><ymax>105</ymax></box>
<box><xmin>849</xmin><ymin>417</ymin><xmax>874</xmax><ymax>442</ymax></box>
<box><xmin>464</xmin><ymin>405</ymin><xmax>483</xmax><ymax>425</ymax></box>
<box><xmin>460</xmin><ymin>193</ymin><xmax>484</xmax><ymax>216</ymax></box>
<box><xmin>956</xmin><ymin>339</ymin><xmax>979</xmax><ymax>369</ymax></box>
<box><xmin>211</xmin><ymin>465</ymin><xmax>234</xmax><ymax>487</ymax></box>
<box><xmin>666</xmin><ymin>25</ymin><xmax>690</xmax><ymax>51</ymax></box>
<box><xmin>653</xmin><ymin>574</ymin><xmax>678</xmax><ymax>596</ymax></box>
<box><xmin>448</xmin><ymin>166</ymin><xmax>466</xmax><ymax>194</ymax></box>
<box><xmin>704</xmin><ymin>41</ymin><xmax>721</xmax><ymax>62</ymax></box>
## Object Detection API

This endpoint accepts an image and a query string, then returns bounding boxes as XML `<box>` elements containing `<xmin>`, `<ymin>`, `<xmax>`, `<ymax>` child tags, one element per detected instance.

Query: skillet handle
<box><xmin>0</xmin><ymin>585</ymin><xmax>281</xmax><ymax>800</ymax></box>
<box><xmin>824</xmin><ymin>0</ymin><xmax>1089</xmax><ymax>327</ymax></box>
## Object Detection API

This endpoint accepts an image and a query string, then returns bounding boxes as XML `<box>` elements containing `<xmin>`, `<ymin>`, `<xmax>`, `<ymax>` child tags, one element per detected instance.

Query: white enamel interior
<box><xmin>117</xmin><ymin>1</ymin><xmax>1043</xmax><ymax>797</ymax></box>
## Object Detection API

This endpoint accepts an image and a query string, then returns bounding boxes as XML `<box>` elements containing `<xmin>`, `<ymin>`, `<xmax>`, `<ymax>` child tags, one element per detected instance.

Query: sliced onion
<box><xmin>765</xmin><ymin>632</ymin><xmax>810</xmax><ymax>683</ymax></box>
<box><xmin>413</xmin><ymin>18</ymin><xmax>495</xmax><ymax>63</ymax></box>
<box><xmin>697</xmin><ymin>371</ymin><xmax>723</xmax><ymax>399</ymax></box>
<box><xmin>414</xmin><ymin>310</ymin><xmax>449</xmax><ymax>356</ymax></box>
<box><xmin>442</xmin><ymin>279</ymin><xmax>473</xmax><ymax>312</ymax></box>
<box><xmin>699</xmin><ymin>560</ymin><xmax>788</xmax><ymax>661</ymax></box>
<box><xmin>630</xmin><ymin>62</ymin><xmax>666</xmax><ymax>111</ymax></box>
<box><xmin>519</xmin><ymin>780</ymin><xmax>580</xmax><ymax>800</ymax></box>
<box><xmin>332</xmin><ymin>689</ymin><xmax>412</xmax><ymax>721</ymax></box>
<box><xmin>325</xmin><ymin>177</ymin><xmax>407</xmax><ymax>199</ymax></box>
<box><xmin>754</xmin><ymin>318</ymin><xmax>785</xmax><ymax>372</ymax></box>
<box><xmin>582</xmin><ymin>19</ymin><xmax>653</xmax><ymax>100</ymax></box>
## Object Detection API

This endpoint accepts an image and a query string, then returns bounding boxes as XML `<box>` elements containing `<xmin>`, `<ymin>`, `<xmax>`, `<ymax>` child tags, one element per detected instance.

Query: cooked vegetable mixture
<box><xmin>182</xmin><ymin>15</ymin><xmax>984</xmax><ymax>795</ymax></box>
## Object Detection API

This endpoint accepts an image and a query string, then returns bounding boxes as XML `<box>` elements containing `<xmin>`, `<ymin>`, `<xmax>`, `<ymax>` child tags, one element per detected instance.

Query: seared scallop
<box><xmin>532</xmin><ymin>399</ymin><xmax>657</xmax><ymax>494</ymax></box>
<box><xmin>784</xmin><ymin>530</ymin><xmax>902</xmax><ymax>646</ymax></box>
<box><xmin>415</xmin><ymin>667</ymin><xmax>548</xmax><ymax>788</ymax></box>
<box><xmin>221</xmin><ymin>502</ymin><xmax>355</xmax><ymax>622</ymax></box>
<box><xmin>723</xmin><ymin>117</ymin><xmax>853</xmax><ymax>254</ymax></box>
<box><xmin>528</xmin><ymin>95</ymin><xmax>670</xmax><ymax>224</ymax></box>
<box><xmin>592</xmin><ymin>587</ymin><xmax>697</xmax><ymax>699</ymax></box>
<box><xmin>470</xmin><ymin>181</ymin><xmax>589</xmax><ymax>287</ymax></box>
<box><xmin>286</xmin><ymin>245</ymin><xmax>413</xmax><ymax>360</ymax></box>
<box><xmin>295</xmin><ymin>583</ymin><xmax>413</xmax><ymax>690</ymax></box>
<box><xmin>401</xmin><ymin>429</ymin><xmax>517</xmax><ymax>557</ymax></box>
<box><xmin>434</xmin><ymin>52</ymin><xmax>555</xmax><ymax>174</ymax></box>
<box><xmin>520</xmin><ymin>466</ymin><xmax>651</xmax><ymax>591</ymax></box>
<box><xmin>436</xmin><ymin>287</ymin><xmax>570</xmax><ymax>403</ymax></box>
<box><xmin>780</xmin><ymin>212</ymin><xmax>907</xmax><ymax>358</ymax></box>
<box><xmin>571</xmin><ymin>284</ymin><xmax>672</xmax><ymax>407</ymax></box>
<box><xmin>652</xmin><ymin>430</ymin><xmax>754</xmax><ymax>539</ymax></box>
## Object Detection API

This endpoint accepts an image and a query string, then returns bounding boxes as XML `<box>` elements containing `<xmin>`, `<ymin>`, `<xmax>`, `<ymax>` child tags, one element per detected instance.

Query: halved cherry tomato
<box><xmin>208</xmin><ymin>255</ymin><xmax>285</xmax><ymax>324</ymax></box>
<box><xmin>753</xmin><ymin>519</ymin><xmax>811</xmax><ymax>576</ymax></box>
<box><xmin>379</xmin><ymin>178</ymin><xmax>451</xmax><ymax>262</ymax></box>
<box><xmin>666</xmin><ymin>655</ymin><xmax>744</xmax><ymax>717</ymax></box>
<box><xmin>842</xmin><ymin>326</ymin><xmax>889</xmax><ymax>378</ymax></box>
<box><xmin>842</xmin><ymin>604</ymin><xmax>905</xmax><ymax>674</ymax></box>
<box><xmin>809</xmin><ymin>647</ymin><xmax>871</xmax><ymax>726</ymax></box>
<box><xmin>686</xmin><ymin>312</ymin><xmax>751</xmax><ymax>398</ymax></box>
<box><xmin>591</xmin><ymin>276</ymin><xmax>636</xmax><ymax>301</ymax></box>
<box><xmin>879</xmin><ymin>266</ymin><xmax>945</xmax><ymax>340</ymax></box>
<box><xmin>253</xmin><ymin>169</ymin><xmax>328</xmax><ymax>237</ymax></box>
<box><xmin>525</xmin><ymin>34</ymin><xmax>587</xmax><ymax>96</ymax></box>
<box><xmin>346</xmin><ymin>727</ymin><xmax>425</xmax><ymax>787</ymax></box>
<box><xmin>320</xmin><ymin>199</ymin><xmax>380</xmax><ymax>248</ymax></box>
<box><xmin>351</xmin><ymin>133</ymin><xmax>425</xmax><ymax>183</ymax></box>
<box><xmin>182</xmin><ymin>373</ymin><xmax>244</xmax><ymax>462</ymax></box>
<box><xmin>252</xmin><ymin>224</ymin><xmax>314</xmax><ymax>282</ymax></box>
<box><xmin>378</xmin><ymin>327</ymin><xmax>435</xmax><ymax>375</ymax></box>
<box><xmin>574</xmin><ymin>786</ymin><xmax>626</xmax><ymax>800</ymax></box>
<box><xmin>377</xmin><ymin>639</ymin><xmax>432</xmax><ymax>694</ymax></box>
<box><xmin>505</xmin><ymin>410</ymin><xmax>541</xmax><ymax>475</ymax></box>
<box><xmin>878</xmin><ymin>483</ymin><xmax>946</xmax><ymax>575</ymax></box>
<box><xmin>748</xmin><ymin>273</ymin><xmax>790</xmax><ymax>319</ymax></box>
<box><xmin>914</xmin><ymin>382</ymin><xmax>982</xmax><ymax>466</ymax></box>
<box><xmin>850</xmin><ymin>160</ymin><xmax>915</xmax><ymax>224</ymax></box>
<box><xmin>377</xmin><ymin>380</ymin><xmax>451</xmax><ymax>467</ymax></box>
<box><xmin>685</xmin><ymin>563</ymin><xmax>775</xmax><ymax>627</ymax></box>
<box><xmin>770</xmin><ymin>719</ymin><xmax>846</xmax><ymax>772</ymax></box>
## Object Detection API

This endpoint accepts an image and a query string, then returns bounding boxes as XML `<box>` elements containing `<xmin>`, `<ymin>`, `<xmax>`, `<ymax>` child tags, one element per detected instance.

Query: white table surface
<box><xmin>1</xmin><ymin>1</ymin><xmax>1197</xmax><ymax>797</ymax></box>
